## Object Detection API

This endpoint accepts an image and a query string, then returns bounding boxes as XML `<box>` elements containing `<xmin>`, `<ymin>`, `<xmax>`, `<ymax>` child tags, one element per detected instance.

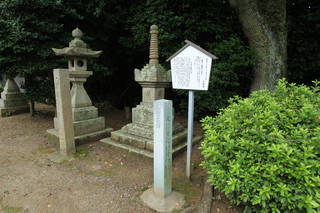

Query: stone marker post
<box><xmin>53</xmin><ymin>69</ymin><xmax>76</xmax><ymax>156</ymax></box>
<box><xmin>154</xmin><ymin>99</ymin><xmax>172</xmax><ymax>197</ymax></box>
<box><xmin>141</xmin><ymin>99</ymin><xmax>185</xmax><ymax>212</ymax></box>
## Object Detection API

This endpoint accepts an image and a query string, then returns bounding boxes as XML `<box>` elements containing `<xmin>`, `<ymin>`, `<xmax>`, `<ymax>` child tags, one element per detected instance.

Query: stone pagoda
<box><xmin>0</xmin><ymin>78</ymin><xmax>29</xmax><ymax>117</ymax></box>
<box><xmin>101</xmin><ymin>25</ymin><xmax>200</xmax><ymax>158</ymax></box>
<box><xmin>47</xmin><ymin>28</ymin><xmax>112</xmax><ymax>145</ymax></box>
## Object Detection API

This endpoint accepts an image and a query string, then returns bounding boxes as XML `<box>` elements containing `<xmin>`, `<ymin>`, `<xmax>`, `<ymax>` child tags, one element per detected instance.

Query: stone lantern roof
<box><xmin>52</xmin><ymin>28</ymin><xmax>102</xmax><ymax>58</ymax></box>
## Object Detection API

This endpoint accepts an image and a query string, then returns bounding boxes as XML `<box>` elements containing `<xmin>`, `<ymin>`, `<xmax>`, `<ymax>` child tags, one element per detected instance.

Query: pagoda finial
<box><xmin>72</xmin><ymin>28</ymin><xmax>83</xmax><ymax>39</ymax></box>
<box><xmin>149</xmin><ymin>25</ymin><xmax>159</xmax><ymax>65</ymax></box>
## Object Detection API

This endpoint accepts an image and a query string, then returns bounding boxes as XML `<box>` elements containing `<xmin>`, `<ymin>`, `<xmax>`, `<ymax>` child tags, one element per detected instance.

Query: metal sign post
<box><xmin>167</xmin><ymin>40</ymin><xmax>217</xmax><ymax>179</ymax></box>
<box><xmin>186</xmin><ymin>90</ymin><xmax>194</xmax><ymax>179</ymax></box>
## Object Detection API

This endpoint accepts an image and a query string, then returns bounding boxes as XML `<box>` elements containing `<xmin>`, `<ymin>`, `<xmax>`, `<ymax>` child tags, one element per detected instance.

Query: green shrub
<box><xmin>200</xmin><ymin>79</ymin><xmax>320</xmax><ymax>212</ymax></box>
<box><xmin>0</xmin><ymin>83</ymin><xmax>3</xmax><ymax>93</ymax></box>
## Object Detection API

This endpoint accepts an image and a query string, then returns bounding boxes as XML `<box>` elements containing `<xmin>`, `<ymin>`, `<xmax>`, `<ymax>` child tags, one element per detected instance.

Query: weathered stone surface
<box><xmin>47</xmin><ymin>128</ymin><xmax>112</xmax><ymax>147</ymax></box>
<box><xmin>72</xmin><ymin>106</ymin><xmax>98</xmax><ymax>121</ymax></box>
<box><xmin>53</xmin><ymin>69</ymin><xmax>75</xmax><ymax>156</ymax></box>
<box><xmin>0</xmin><ymin>78</ymin><xmax>29</xmax><ymax>117</ymax></box>
<box><xmin>141</xmin><ymin>188</ymin><xmax>185</xmax><ymax>213</ymax></box>
<box><xmin>73</xmin><ymin>117</ymin><xmax>105</xmax><ymax>136</ymax></box>
<box><xmin>153</xmin><ymin>100</ymin><xmax>173</xmax><ymax>198</ymax></box>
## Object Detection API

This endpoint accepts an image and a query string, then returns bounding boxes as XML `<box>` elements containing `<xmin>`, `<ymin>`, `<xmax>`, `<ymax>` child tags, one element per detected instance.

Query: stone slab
<box><xmin>101</xmin><ymin>137</ymin><xmax>154</xmax><ymax>158</ymax></box>
<box><xmin>1</xmin><ymin>92</ymin><xmax>25</xmax><ymax>100</ymax></box>
<box><xmin>47</xmin><ymin>151</ymin><xmax>75</xmax><ymax>163</ymax></box>
<box><xmin>100</xmin><ymin>135</ymin><xmax>202</xmax><ymax>158</ymax></box>
<box><xmin>111</xmin><ymin>129</ymin><xmax>148</xmax><ymax>149</ymax></box>
<box><xmin>0</xmin><ymin>105</ymin><xmax>29</xmax><ymax>117</ymax></box>
<box><xmin>140</xmin><ymin>188</ymin><xmax>185</xmax><ymax>213</ymax></box>
<box><xmin>0</xmin><ymin>98</ymin><xmax>27</xmax><ymax>108</ymax></box>
<box><xmin>72</xmin><ymin>106</ymin><xmax>98</xmax><ymax>121</ymax></box>
<box><xmin>47</xmin><ymin>128</ymin><xmax>113</xmax><ymax>147</ymax></box>
<box><xmin>73</xmin><ymin>117</ymin><xmax>105</xmax><ymax>136</ymax></box>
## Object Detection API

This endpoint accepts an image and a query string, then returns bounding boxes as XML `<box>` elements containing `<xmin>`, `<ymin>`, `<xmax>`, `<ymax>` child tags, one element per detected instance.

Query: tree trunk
<box><xmin>29</xmin><ymin>100</ymin><xmax>35</xmax><ymax>116</ymax></box>
<box><xmin>230</xmin><ymin>0</ymin><xmax>287</xmax><ymax>92</ymax></box>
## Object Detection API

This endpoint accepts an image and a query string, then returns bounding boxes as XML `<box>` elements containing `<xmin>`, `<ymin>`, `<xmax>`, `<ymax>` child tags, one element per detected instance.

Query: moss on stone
<box><xmin>1</xmin><ymin>205</ymin><xmax>23</xmax><ymax>213</ymax></box>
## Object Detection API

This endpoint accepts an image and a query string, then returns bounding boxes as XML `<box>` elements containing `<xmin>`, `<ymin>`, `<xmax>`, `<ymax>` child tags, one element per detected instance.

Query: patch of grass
<box><xmin>1</xmin><ymin>205</ymin><xmax>23</xmax><ymax>213</ymax></box>
<box><xmin>4</xmin><ymin>111</ymin><xmax>12</xmax><ymax>117</ymax></box>
<box><xmin>74</xmin><ymin>146</ymin><xmax>89</xmax><ymax>158</ymax></box>
<box><xmin>140</xmin><ymin>185</ymin><xmax>150</xmax><ymax>192</ymax></box>
<box><xmin>173</xmin><ymin>179</ymin><xmax>201</xmax><ymax>205</ymax></box>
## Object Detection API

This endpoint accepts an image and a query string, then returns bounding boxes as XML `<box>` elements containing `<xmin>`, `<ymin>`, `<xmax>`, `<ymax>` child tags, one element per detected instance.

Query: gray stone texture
<box><xmin>0</xmin><ymin>78</ymin><xmax>29</xmax><ymax>117</ymax></box>
<box><xmin>140</xmin><ymin>188</ymin><xmax>185</xmax><ymax>213</ymax></box>
<box><xmin>53</xmin><ymin>69</ymin><xmax>75</xmax><ymax>156</ymax></box>
<box><xmin>47</xmin><ymin>28</ymin><xmax>112</xmax><ymax>145</ymax></box>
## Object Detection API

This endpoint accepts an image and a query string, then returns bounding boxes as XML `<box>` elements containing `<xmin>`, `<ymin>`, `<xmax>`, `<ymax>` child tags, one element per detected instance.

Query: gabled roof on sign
<box><xmin>166</xmin><ymin>40</ymin><xmax>218</xmax><ymax>61</ymax></box>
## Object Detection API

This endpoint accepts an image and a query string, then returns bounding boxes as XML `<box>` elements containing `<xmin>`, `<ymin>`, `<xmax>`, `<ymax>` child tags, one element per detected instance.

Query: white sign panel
<box><xmin>170</xmin><ymin>46</ymin><xmax>212</xmax><ymax>90</ymax></box>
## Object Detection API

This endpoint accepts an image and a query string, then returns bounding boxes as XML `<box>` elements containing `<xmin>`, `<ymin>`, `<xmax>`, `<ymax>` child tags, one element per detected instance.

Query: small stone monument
<box><xmin>47</xmin><ymin>28</ymin><xmax>112</xmax><ymax>145</ymax></box>
<box><xmin>0</xmin><ymin>78</ymin><xmax>29</xmax><ymax>117</ymax></box>
<box><xmin>101</xmin><ymin>25</ymin><xmax>200</xmax><ymax>157</ymax></box>
<box><xmin>141</xmin><ymin>99</ymin><xmax>185</xmax><ymax>212</ymax></box>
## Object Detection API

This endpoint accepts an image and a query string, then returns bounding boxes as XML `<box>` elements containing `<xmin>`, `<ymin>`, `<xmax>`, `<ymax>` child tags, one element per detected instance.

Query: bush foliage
<box><xmin>200</xmin><ymin>79</ymin><xmax>320</xmax><ymax>212</ymax></box>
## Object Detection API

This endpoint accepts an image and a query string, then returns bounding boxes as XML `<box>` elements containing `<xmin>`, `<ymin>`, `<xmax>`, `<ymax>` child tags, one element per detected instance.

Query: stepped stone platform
<box><xmin>101</xmin><ymin>128</ymin><xmax>201</xmax><ymax>158</ymax></box>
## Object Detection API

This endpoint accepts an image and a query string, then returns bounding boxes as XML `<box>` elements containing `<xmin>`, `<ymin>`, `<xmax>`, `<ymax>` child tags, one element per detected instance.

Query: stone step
<box><xmin>101</xmin><ymin>137</ymin><xmax>153</xmax><ymax>158</ymax></box>
<box><xmin>47</xmin><ymin>127</ymin><xmax>113</xmax><ymax>146</ymax></box>
<box><xmin>1</xmin><ymin>92</ymin><xmax>25</xmax><ymax>100</ymax></box>
<box><xmin>73</xmin><ymin>117</ymin><xmax>106</xmax><ymax>136</ymax></box>
<box><xmin>111</xmin><ymin>130</ymin><xmax>148</xmax><ymax>149</ymax></box>
<box><xmin>100</xmin><ymin>135</ymin><xmax>202</xmax><ymax>158</ymax></box>
<box><xmin>172</xmin><ymin>129</ymin><xmax>188</xmax><ymax>146</ymax></box>
<box><xmin>0</xmin><ymin>105</ymin><xmax>29</xmax><ymax>117</ymax></box>
<box><xmin>0</xmin><ymin>98</ymin><xmax>27</xmax><ymax>108</ymax></box>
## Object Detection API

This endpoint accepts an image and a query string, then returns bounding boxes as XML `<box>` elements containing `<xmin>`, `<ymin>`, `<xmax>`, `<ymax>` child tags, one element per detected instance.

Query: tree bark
<box><xmin>230</xmin><ymin>0</ymin><xmax>287</xmax><ymax>92</ymax></box>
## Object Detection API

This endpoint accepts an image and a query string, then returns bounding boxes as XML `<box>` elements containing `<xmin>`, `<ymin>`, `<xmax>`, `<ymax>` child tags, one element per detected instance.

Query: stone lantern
<box><xmin>47</xmin><ymin>28</ymin><xmax>112</xmax><ymax>145</ymax></box>
<box><xmin>101</xmin><ymin>25</ymin><xmax>201</xmax><ymax>157</ymax></box>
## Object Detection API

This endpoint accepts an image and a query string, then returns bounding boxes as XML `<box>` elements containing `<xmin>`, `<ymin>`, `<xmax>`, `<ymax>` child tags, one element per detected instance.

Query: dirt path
<box><xmin>0</xmin><ymin>105</ymin><xmax>205</xmax><ymax>213</ymax></box>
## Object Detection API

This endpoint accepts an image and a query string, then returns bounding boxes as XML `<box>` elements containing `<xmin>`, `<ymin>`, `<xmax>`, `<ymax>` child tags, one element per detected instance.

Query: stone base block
<box><xmin>72</xmin><ymin>106</ymin><xmax>98</xmax><ymax>121</ymax></box>
<box><xmin>0</xmin><ymin>106</ymin><xmax>29</xmax><ymax>117</ymax></box>
<box><xmin>140</xmin><ymin>188</ymin><xmax>185</xmax><ymax>213</ymax></box>
<box><xmin>47</xmin><ymin>151</ymin><xmax>75</xmax><ymax>163</ymax></box>
<box><xmin>1</xmin><ymin>92</ymin><xmax>25</xmax><ymax>100</ymax></box>
<box><xmin>74</xmin><ymin>117</ymin><xmax>106</xmax><ymax>136</ymax></box>
<box><xmin>47</xmin><ymin>127</ymin><xmax>113</xmax><ymax>147</ymax></box>
<box><xmin>0</xmin><ymin>98</ymin><xmax>28</xmax><ymax>108</ymax></box>
<box><xmin>54</xmin><ymin>116</ymin><xmax>106</xmax><ymax>137</ymax></box>
<box><xmin>100</xmin><ymin>132</ymin><xmax>202</xmax><ymax>158</ymax></box>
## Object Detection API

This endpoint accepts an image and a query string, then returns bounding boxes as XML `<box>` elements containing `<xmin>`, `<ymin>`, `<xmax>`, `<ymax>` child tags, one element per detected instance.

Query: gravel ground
<box><xmin>0</xmin><ymin>104</ymin><xmax>205</xmax><ymax>213</ymax></box>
